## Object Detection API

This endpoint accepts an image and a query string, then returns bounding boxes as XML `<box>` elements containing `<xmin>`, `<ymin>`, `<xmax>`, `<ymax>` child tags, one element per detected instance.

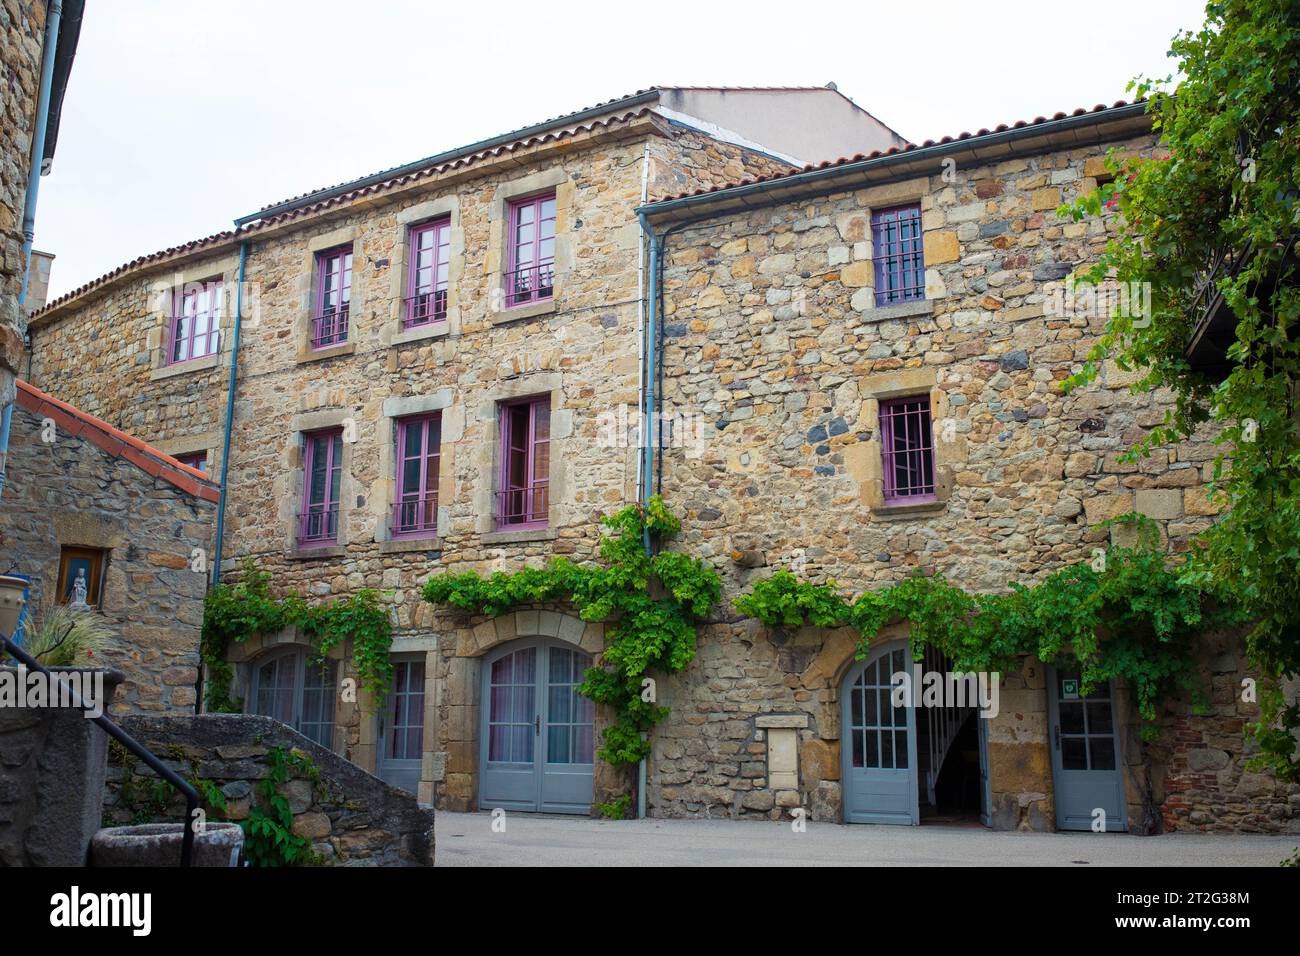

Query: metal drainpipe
<box><xmin>634</xmin><ymin>144</ymin><xmax>649</xmax><ymax>503</ymax></box>
<box><xmin>0</xmin><ymin>0</ymin><xmax>63</xmax><ymax>504</ymax></box>
<box><xmin>211</xmin><ymin>240</ymin><xmax>248</xmax><ymax>588</ymax></box>
<box><xmin>635</xmin><ymin>214</ymin><xmax>659</xmax><ymax>820</ymax></box>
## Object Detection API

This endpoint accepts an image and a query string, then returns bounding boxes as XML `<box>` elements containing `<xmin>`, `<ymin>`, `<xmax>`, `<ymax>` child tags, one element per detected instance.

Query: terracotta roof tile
<box><xmin>648</xmin><ymin>100</ymin><xmax>1145</xmax><ymax>202</ymax></box>
<box><xmin>15</xmin><ymin>380</ymin><xmax>220</xmax><ymax>502</ymax></box>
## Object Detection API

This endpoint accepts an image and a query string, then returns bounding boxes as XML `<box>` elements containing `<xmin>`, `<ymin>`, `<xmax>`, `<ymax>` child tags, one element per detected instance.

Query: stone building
<box><xmin>636</xmin><ymin>101</ymin><xmax>1295</xmax><ymax>833</ymax></box>
<box><xmin>22</xmin><ymin>83</ymin><xmax>1296</xmax><ymax>834</ymax></box>
<box><xmin>0</xmin><ymin>379</ymin><xmax>218</xmax><ymax>714</ymax></box>
<box><xmin>0</xmin><ymin>0</ymin><xmax>81</xmax><ymax>470</ymax></box>
<box><xmin>25</xmin><ymin>86</ymin><xmax>898</xmax><ymax>807</ymax></box>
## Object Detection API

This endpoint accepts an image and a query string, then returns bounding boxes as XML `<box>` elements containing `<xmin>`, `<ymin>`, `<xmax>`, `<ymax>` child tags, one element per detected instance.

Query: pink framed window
<box><xmin>392</xmin><ymin>413</ymin><xmax>441</xmax><ymax>538</ymax></box>
<box><xmin>872</xmin><ymin>204</ymin><xmax>925</xmax><ymax>305</ymax></box>
<box><xmin>299</xmin><ymin>428</ymin><xmax>343</xmax><ymax>545</ymax></box>
<box><xmin>880</xmin><ymin>395</ymin><xmax>936</xmax><ymax>504</ymax></box>
<box><xmin>311</xmin><ymin>246</ymin><xmax>352</xmax><ymax>349</ymax></box>
<box><xmin>497</xmin><ymin>396</ymin><xmax>550</xmax><ymax>529</ymax></box>
<box><xmin>404</xmin><ymin>219</ymin><xmax>450</xmax><ymax>329</ymax></box>
<box><xmin>168</xmin><ymin>281</ymin><xmax>222</xmax><ymax>364</ymax></box>
<box><xmin>505</xmin><ymin>192</ymin><xmax>556</xmax><ymax>308</ymax></box>
<box><xmin>175</xmin><ymin>451</ymin><xmax>207</xmax><ymax>473</ymax></box>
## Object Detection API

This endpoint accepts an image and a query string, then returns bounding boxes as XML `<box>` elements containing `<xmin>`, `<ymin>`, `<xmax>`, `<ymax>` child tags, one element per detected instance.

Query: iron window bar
<box><xmin>391</xmin><ymin>492</ymin><xmax>439</xmax><ymax>537</ymax></box>
<box><xmin>871</xmin><ymin>204</ymin><xmax>926</xmax><ymax>305</ymax></box>
<box><xmin>402</xmin><ymin>290</ymin><xmax>448</xmax><ymax>329</ymax></box>
<box><xmin>880</xmin><ymin>396</ymin><xmax>936</xmax><ymax>502</ymax></box>
<box><xmin>0</xmin><ymin>633</ymin><xmax>199</xmax><ymax>866</ymax></box>
<box><xmin>310</xmin><ymin>304</ymin><xmax>350</xmax><ymax>349</ymax></box>
<box><xmin>495</xmin><ymin>483</ymin><xmax>549</xmax><ymax>529</ymax></box>
<box><xmin>504</xmin><ymin>258</ymin><xmax>554</xmax><ymax>308</ymax></box>
<box><xmin>297</xmin><ymin>504</ymin><xmax>340</xmax><ymax>545</ymax></box>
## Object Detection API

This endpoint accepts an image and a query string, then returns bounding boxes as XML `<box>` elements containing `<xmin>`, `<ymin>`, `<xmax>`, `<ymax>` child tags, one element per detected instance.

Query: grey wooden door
<box><xmin>479</xmin><ymin>640</ymin><xmax>594</xmax><ymax>813</ymax></box>
<box><xmin>1048</xmin><ymin>667</ymin><xmax>1127</xmax><ymax>831</ymax></box>
<box><xmin>378</xmin><ymin>657</ymin><xmax>425</xmax><ymax>794</ymax></box>
<box><xmin>841</xmin><ymin>641</ymin><xmax>919</xmax><ymax>825</ymax></box>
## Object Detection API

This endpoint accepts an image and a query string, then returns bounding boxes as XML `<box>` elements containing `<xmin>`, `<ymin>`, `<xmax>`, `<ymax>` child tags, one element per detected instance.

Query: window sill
<box><xmin>286</xmin><ymin>544</ymin><xmax>346</xmax><ymax>560</ymax></box>
<box><xmin>391</xmin><ymin>322</ymin><xmax>450</xmax><ymax>347</ymax></box>
<box><xmin>296</xmin><ymin>341</ymin><xmax>356</xmax><ymax>364</ymax></box>
<box><xmin>150</xmin><ymin>353</ymin><xmax>222</xmax><ymax>380</ymax></box>
<box><xmin>480</xmin><ymin>526</ymin><xmax>556</xmax><ymax>546</ymax></box>
<box><xmin>871</xmin><ymin>500</ymin><xmax>946</xmax><ymax>520</ymax></box>
<box><xmin>490</xmin><ymin>297</ymin><xmax>556</xmax><ymax>325</ymax></box>
<box><xmin>859</xmin><ymin>298</ymin><xmax>934</xmax><ymax>323</ymax></box>
<box><xmin>379</xmin><ymin>536</ymin><xmax>441</xmax><ymax>555</ymax></box>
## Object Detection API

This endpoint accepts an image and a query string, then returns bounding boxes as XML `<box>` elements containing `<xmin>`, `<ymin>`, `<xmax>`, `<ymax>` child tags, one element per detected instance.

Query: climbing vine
<box><xmin>736</xmin><ymin>516</ymin><xmax>1240</xmax><ymax>737</ymax></box>
<box><xmin>421</xmin><ymin>496</ymin><xmax>720</xmax><ymax>768</ymax></box>
<box><xmin>242</xmin><ymin>746</ymin><xmax>326</xmax><ymax>867</ymax></box>
<box><xmin>201</xmin><ymin>560</ymin><xmax>394</xmax><ymax>712</ymax></box>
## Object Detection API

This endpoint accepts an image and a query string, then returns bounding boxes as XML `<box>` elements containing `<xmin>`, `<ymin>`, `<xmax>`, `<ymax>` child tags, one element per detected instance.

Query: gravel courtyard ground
<box><xmin>434</xmin><ymin>811</ymin><xmax>1298</xmax><ymax>867</ymax></box>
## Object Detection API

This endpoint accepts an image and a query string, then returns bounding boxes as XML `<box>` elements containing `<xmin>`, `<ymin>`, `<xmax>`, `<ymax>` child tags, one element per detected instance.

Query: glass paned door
<box><xmin>480</xmin><ymin>640</ymin><xmax>594</xmax><ymax>813</ymax></box>
<box><xmin>841</xmin><ymin>642</ymin><xmax>919</xmax><ymax>825</ymax></box>
<box><xmin>378</xmin><ymin>657</ymin><xmax>426</xmax><ymax>793</ymax></box>
<box><xmin>1048</xmin><ymin>667</ymin><xmax>1127</xmax><ymax>831</ymax></box>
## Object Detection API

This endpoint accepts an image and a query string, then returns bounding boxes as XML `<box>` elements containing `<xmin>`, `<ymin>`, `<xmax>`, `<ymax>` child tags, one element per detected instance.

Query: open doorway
<box><xmin>915</xmin><ymin>646</ymin><xmax>986</xmax><ymax>826</ymax></box>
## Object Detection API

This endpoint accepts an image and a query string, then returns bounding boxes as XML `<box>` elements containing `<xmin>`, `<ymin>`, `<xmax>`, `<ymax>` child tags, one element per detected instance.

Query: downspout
<box><xmin>0</xmin><ymin>0</ymin><xmax>63</xmax><ymax>504</ymax></box>
<box><xmin>635</xmin><ymin>212</ymin><xmax>658</xmax><ymax>821</ymax></box>
<box><xmin>211</xmin><ymin>240</ymin><xmax>248</xmax><ymax>588</ymax></box>
<box><xmin>634</xmin><ymin>144</ymin><xmax>650</xmax><ymax>504</ymax></box>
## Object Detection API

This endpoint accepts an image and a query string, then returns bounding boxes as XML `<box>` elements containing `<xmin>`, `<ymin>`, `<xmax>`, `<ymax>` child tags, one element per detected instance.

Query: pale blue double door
<box><xmin>479</xmin><ymin>639</ymin><xmax>595</xmax><ymax>814</ymax></box>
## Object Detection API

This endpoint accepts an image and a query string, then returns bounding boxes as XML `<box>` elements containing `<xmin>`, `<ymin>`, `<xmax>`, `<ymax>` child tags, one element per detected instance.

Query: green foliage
<box><xmin>737</xmin><ymin>516</ymin><xmax>1225</xmax><ymax>738</ymax></box>
<box><xmin>421</xmin><ymin>496</ymin><xmax>720</xmax><ymax>768</ymax></box>
<box><xmin>596</xmin><ymin>794</ymin><xmax>634</xmax><ymax>820</ymax></box>
<box><xmin>201</xmin><ymin>560</ymin><xmax>393</xmax><ymax>712</ymax></box>
<box><xmin>1058</xmin><ymin>0</ymin><xmax>1300</xmax><ymax>776</ymax></box>
<box><xmin>18</xmin><ymin>602</ymin><xmax>111</xmax><ymax>666</ymax></box>
<box><xmin>241</xmin><ymin>746</ymin><xmax>322</xmax><ymax>868</ymax></box>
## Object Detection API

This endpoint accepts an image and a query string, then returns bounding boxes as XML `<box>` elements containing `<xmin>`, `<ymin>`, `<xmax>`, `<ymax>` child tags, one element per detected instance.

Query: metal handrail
<box><xmin>0</xmin><ymin>633</ymin><xmax>198</xmax><ymax>866</ymax></box>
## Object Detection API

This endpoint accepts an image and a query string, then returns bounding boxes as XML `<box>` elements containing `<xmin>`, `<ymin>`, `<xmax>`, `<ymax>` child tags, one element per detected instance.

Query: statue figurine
<box><xmin>70</xmin><ymin>568</ymin><xmax>89</xmax><ymax>608</ymax></box>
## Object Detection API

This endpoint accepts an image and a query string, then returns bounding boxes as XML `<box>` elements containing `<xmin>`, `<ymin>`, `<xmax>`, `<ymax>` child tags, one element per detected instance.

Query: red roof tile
<box><xmin>648</xmin><ymin>100</ymin><xmax>1146</xmax><ymax>202</ymax></box>
<box><xmin>15</xmin><ymin>380</ymin><xmax>221</xmax><ymax>504</ymax></box>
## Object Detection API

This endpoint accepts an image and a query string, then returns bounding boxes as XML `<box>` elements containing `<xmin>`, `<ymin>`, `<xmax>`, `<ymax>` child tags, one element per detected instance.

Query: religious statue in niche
<box><xmin>57</xmin><ymin>547</ymin><xmax>104</xmax><ymax>609</ymax></box>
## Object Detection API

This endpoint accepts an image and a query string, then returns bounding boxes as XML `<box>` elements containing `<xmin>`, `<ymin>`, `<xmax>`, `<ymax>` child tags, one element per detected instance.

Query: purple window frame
<box><xmin>404</xmin><ymin>219</ymin><xmax>451</xmax><ymax>329</ymax></box>
<box><xmin>496</xmin><ymin>396</ymin><xmax>550</xmax><ymax>530</ymax></box>
<box><xmin>504</xmin><ymin>192</ymin><xmax>556</xmax><ymax>308</ymax></box>
<box><xmin>311</xmin><ymin>246</ymin><xmax>352</xmax><ymax>349</ymax></box>
<box><xmin>871</xmin><ymin>204</ymin><xmax>926</xmax><ymax>305</ymax></box>
<box><xmin>880</xmin><ymin>395</ymin><xmax>936</xmax><ymax>504</ymax></box>
<box><xmin>175</xmin><ymin>451</ymin><xmax>207</xmax><ymax>473</ymax></box>
<box><xmin>392</xmin><ymin>413</ymin><xmax>441</xmax><ymax>538</ymax></box>
<box><xmin>298</xmin><ymin>428</ymin><xmax>343</xmax><ymax>546</ymax></box>
<box><xmin>167</xmin><ymin>281</ymin><xmax>222</xmax><ymax>364</ymax></box>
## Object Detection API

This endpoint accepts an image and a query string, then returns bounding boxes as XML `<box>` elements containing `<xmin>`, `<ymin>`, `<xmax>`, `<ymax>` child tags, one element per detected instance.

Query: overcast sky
<box><xmin>37</xmin><ymin>0</ymin><xmax>1206</xmax><ymax>299</ymax></box>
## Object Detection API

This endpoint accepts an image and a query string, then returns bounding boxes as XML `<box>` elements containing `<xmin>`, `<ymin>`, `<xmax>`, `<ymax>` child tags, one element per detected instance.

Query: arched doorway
<box><xmin>479</xmin><ymin>638</ymin><xmax>594</xmax><ymax>813</ymax></box>
<box><xmin>247</xmin><ymin>646</ymin><xmax>338</xmax><ymax>751</ymax></box>
<box><xmin>841</xmin><ymin>640</ymin><xmax>919</xmax><ymax>825</ymax></box>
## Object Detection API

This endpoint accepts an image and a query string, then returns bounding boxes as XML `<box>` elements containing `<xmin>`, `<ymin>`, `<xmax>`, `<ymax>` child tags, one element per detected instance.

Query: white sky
<box><xmin>37</xmin><ymin>0</ymin><xmax>1206</xmax><ymax>299</ymax></box>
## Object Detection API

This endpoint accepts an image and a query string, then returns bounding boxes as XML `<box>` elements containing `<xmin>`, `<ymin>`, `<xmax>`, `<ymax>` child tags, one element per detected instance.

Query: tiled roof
<box><xmin>15</xmin><ymin>380</ymin><xmax>221</xmax><ymax>503</ymax></box>
<box><xmin>32</xmin><ymin>105</ymin><xmax>659</xmax><ymax>320</ymax></box>
<box><xmin>649</xmin><ymin>100</ymin><xmax>1147</xmax><ymax>202</ymax></box>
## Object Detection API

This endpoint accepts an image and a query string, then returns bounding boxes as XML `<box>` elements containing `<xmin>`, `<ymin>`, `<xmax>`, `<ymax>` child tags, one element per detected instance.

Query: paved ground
<box><xmin>434</xmin><ymin>811</ymin><xmax>1298</xmax><ymax>866</ymax></box>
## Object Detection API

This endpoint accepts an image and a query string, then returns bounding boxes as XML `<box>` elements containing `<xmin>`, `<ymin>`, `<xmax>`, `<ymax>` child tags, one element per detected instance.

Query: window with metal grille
<box><xmin>497</xmin><ymin>396</ymin><xmax>550</xmax><ymax>529</ymax></box>
<box><xmin>392</xmin><ymin>413</ymin><xmax>440</xmax><ymax>538</ymax></box>
<box><xmin>879</xmin><ymin>395</ymin><xmax>935</xmax><ymax>504</ymax></box>
<box><xmin>311</xmin><ymin>246</ymin><xmax>352</xmax><ymax>348</ymax></box>
<box><xmin>299</xmin><ymin>428</ymin><xmax>342</xmax><ymax>545</ymax></box>
<box><xmin>404</xmin><ymin>218</ymin><xmax>450</xmax><ymax>328</ymax></box>
<box><xmin>168</xmin><ymin>281</ymin><xmax>222</xmax><ymax>364</ymax></box>
<box><xmin>505</xmin><ymin>192</ymin><xmax>555</xmax><ymax>307</ymax></box>
<box><xmin>871</xmin><ymin>203</ymin><xmax>925</xmax><ymax>305</ymax></box>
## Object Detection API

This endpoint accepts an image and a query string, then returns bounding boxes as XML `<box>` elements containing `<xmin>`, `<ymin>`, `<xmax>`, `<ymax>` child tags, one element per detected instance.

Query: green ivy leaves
<box><xmin>421</xmin><ymin>496</ymin><xmax>721</xmax><ymax>768</ymax></box>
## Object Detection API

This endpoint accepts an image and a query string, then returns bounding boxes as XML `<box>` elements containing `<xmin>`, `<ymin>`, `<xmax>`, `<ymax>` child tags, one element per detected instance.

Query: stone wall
<box><xmin>0</xmin><ymin>399</ymin><xmax>215</xmax><ymax>714</ymax></box>
<box><xmin>0</xmin><ymin>0</ymin><xmax>46</xmax><ymax>402</ymax></box>
<box><xmin>24</xmin><ymin>116</ymin><xmax>792</xmax><ymax>796</ymax></box>
<box><xmin>0</xmin><ymin>667</ymin><xmax>122</xmax><ymax>866</ymax></box>
<box><xmin>639</xmin><ymin>130</ymin><xmax>1297</xmax><ymax>832</ymax></box>
<box><xmin>104</xmin><ymin>713</ymin><xmax>435</xmax><ymax>866</ymax></box>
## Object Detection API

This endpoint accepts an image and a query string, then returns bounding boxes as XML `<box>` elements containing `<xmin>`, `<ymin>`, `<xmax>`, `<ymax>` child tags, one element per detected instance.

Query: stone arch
<box><xmin>453</xmin><ymin>608</ymin><xmax>604</xmax><ymax>659</ymax></box>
